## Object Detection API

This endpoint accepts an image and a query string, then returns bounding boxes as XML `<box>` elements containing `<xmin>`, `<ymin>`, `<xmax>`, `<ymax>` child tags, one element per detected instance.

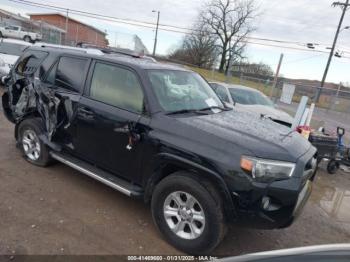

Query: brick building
<box><xmin>29</xmin><ymin>13</ymin><xmax>108</xmax><ymax>47</ymax></box>
<box><xmin>0</xmin><ymin>9</ymin><xmax>65</xmax><ymax>44</ymax></box>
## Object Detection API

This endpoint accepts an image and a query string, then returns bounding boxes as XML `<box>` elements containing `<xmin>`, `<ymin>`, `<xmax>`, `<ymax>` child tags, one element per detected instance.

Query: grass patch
<box><xmin>188</xmin><ymin>66</ymin><xmax>277</xmax><ymax>98</ymax></box>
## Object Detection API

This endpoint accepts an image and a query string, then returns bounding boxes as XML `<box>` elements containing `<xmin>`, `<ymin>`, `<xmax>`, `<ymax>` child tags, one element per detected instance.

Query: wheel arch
<box><xmin>144</xmin><ymin>153</ymin><xmax>237</xmax><ymax>221</ymax></box>
<box><xmin>15</xmin><ymin>113</ymin><xmax>42</xmax><ymax>141</ymax></box>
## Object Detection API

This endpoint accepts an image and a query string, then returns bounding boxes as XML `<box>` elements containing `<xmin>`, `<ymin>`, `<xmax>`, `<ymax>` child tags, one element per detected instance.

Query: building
<box><xmin>29</xmin><ymin>13</ymin><xmax>108</xmax><ymax>47</ymax></box>
<box><xmin>0</xmin><ymin>8</ymin><xmax>65</xmax><ymax>44</ymax></box>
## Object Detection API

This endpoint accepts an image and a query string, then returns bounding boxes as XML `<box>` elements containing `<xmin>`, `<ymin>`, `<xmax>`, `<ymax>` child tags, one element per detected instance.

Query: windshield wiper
<box><xmin>165</xmin><ymin>109</ymin><xmax>210</xmax><ymax>116</ymax></box>
<box><xmin>166</xmin><ymin>106</ymin><xmax>231</xmax><ymax>116</ymax></box>
<box><xmin>197</xmin><ymin>106</ymin><xmax>231</xmax><ymax>112</ymax></box>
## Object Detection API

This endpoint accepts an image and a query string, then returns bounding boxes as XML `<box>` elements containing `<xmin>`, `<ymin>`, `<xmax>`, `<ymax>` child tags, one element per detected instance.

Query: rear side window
<box><xmin>213</xmin><ymin>84</ymin><xmax>230</xmax><ymax>103</ymax></box>
<box><xmin>89</xmin><ymin>62</ymin><xmax>144</xmax><ymax>113</ymax></box>
<box><xmin>46</xmin><ymin>56</ymin><xmax>89</xmax><ymax>92</ymax></box>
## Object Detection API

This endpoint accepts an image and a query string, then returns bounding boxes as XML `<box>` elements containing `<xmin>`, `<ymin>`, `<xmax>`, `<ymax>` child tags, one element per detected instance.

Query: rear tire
<box><xmin>18</xmin><ymin>118</ymin><xmax>51</xmax><ymax>167</ymax></box>
<box><xmin>151</xmin><ymin>172</ymin><xmax>227</xmax><ymax>254</ymax></box>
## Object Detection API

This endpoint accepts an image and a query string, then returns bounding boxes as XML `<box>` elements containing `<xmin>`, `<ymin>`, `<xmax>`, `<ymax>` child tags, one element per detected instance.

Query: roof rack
<box><xmin>76</xmin><ymin>42</ymin><xmax>156</xmax><ymax>61</ymax></box>
<box><xmin>33</xmin><ymin>42</ymin><xmax>104</xmax><ymax>55</ymax></box>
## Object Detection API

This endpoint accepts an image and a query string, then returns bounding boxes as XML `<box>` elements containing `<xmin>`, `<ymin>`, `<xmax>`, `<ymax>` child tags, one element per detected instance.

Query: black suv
<box><xmin>2</xmin><ymin>46</ymin><xmax>317</xmax><ymax>254</ymax></box>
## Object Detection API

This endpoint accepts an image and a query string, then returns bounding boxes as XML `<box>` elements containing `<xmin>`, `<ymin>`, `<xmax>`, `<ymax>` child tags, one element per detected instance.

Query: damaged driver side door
<box><xmin>41</xmin><ymin>55</ymin><xmax>91</xmax><ymax>154</ymax></box>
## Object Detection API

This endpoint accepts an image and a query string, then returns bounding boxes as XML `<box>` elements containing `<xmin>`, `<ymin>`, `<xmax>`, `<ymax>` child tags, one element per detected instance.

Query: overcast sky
<box><xmin>1</xmin><ymin>0</ymin><xmax>350</xmax><ymax>84</ymax></box>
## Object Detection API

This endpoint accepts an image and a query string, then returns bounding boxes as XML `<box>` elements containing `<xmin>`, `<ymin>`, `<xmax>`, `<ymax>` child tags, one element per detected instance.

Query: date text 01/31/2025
<box><xmin>127</xmin><ymin>256</ymin><xmax>218</xmax><ymax>261</ymax></box>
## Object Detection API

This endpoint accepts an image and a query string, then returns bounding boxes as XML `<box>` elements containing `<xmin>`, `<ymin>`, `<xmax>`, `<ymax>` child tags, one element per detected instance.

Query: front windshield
<box><xmin>229</xmin><ymin>88</ymin><xmax>274</xmax><ymax>107</ymax></box>
<box><xmin>0</xmin><ymin>42</ymin><xmax>27</xmax><ymax>56</ymax></box>
<box><xmin>148</xmin><ymin>70</ymin><xmax>223</xmax><ymax>113</ymax></box>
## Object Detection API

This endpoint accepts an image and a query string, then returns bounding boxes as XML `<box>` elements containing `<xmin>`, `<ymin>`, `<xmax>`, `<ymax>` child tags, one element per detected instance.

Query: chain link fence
<box><xmin>239</xmin><ymin>74</ymin><xmax>350</xmax><ymax>114</ymax></box>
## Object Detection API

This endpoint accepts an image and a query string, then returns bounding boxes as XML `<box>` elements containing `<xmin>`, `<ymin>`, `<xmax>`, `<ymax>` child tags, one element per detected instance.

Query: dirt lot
<box><xmin>0</xmin><ymin>95</ymin><xmax>350</xmax><ymax>257</ymax></box>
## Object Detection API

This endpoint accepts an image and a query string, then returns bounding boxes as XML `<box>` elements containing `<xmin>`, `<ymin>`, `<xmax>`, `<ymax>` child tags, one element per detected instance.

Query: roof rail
<box><xmin>76</xmin><ymin>42</ymin><xmax>155</xmax><ymax>60</ymax></box>
<box><xmin>33</xmin><ymin>42</ymin><xmax>104</xmax><ymax>55</ymax></box>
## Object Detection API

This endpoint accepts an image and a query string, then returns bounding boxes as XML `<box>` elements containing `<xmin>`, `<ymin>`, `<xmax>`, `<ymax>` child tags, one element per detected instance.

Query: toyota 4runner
<box><xmin>1</xmin><ymin>46</ymin><xmax>318</xmax><ymax>254</ymax></box>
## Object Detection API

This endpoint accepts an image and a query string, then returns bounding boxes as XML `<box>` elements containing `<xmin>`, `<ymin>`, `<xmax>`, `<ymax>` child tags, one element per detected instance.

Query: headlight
<box><xmin>240</xmin><ymin>156</ymin><xmax>296</xmax><ymax>182</ymax></box>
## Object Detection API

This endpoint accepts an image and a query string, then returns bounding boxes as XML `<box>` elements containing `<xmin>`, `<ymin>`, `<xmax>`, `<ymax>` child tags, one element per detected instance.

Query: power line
<box><xmin>284</xmin><ymin>54</ymin><xmax>326</xmax><ymax>64</ymax></box>
<box><xmin>316</xmin><ymin>0</ymin><xmax>350</xmax><ymax>102</ymax></box>
<box><xmin>9</xmin><ymin>0</ymin><xmax>334</xmax><ymax>48</ymax></box>
<box><xmin>9</xmin><ymin>0</ymin><xmax>349</xmax><ymax>56</ymax></box>
<box><xmin>9</xmin><ymin>0</ymin><xmax>196</xmax><ymax>31</ymax></box>
<box><xmin>241</xmin><ymin>41</ymin><xmax>330</xmax><ymax>54</ymax></box>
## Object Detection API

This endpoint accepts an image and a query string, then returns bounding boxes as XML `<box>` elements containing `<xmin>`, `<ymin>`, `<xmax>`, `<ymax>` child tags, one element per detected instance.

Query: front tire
<box><xmin>151</xmin><ymin>172</ymin><xmax>226</xmax><ymax>254</ymax></box>
<box><xmin>327</xmin><ymin>160</ymin><xmax>339</xmax><ymax>174</ymax></box>
<box><xmin>18</xmin><ymin>118</ymin><xmax>51</xmax><ymax>167</ymax></box>
<box><xmin>23</xmin><ymin>35</ymin><xmax>31</xmax><ymax>42</ymax></box>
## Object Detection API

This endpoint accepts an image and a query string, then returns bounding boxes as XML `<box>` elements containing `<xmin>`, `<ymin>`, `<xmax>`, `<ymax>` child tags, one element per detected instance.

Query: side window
<box><xmin>45</xmin><ymin>56</ymin><xmax>88</xmax><ymax>92</ymax></box>
<box><xmin>90</xmin><ymin>62</ymin><xmax>144</xmax><ymax>114</ymax></box>
<box><xmin>214</xmin><ymin>85</ymin><xmax>230</xmax><ymax>103</ymax></box>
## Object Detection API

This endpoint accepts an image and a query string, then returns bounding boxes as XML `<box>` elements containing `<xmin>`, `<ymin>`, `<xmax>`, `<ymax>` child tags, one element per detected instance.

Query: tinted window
<box><xmin>213</xmin><ymin>85</ymin><xmax>230</xmax><ymax>103</ymax></box>
<box><xmin>6</xmin><ymin>26</ymin><xmax>18</xmax><ymax>30</ymax></box>
<box><xmin>16</xmin><ymin>50</ymin><xmax>48</xmax><ymax>75</ymax></box>
<box><xmin>90</xmin><ymin>62</ymin><xmax>144</xmax><ymax>113</ymax></box>
<box><xmin>0</xmin><ymin>42</ymin><xmax>28</xmax><ymax>56</ymax></box>
<box><xmin>228</xmin><ymin>88</ymin><xmax>274</xmax><ymax>107</ymax></box>
<box><xmin>45</xmin><ymin>62</ymin><xmax>57</xmax><ymax>85</ymax></box>
<box><xmin>53</xmin><ymin>57</ymin><xmax>88</xmax><ymax>92</ymax></box>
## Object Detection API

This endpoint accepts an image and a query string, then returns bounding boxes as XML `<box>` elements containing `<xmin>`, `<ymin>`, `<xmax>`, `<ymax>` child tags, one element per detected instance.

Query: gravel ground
<box><xmin>0</xmin><ymin>89</ymin><xmax>349</xmax><ymax>257</ymax></box>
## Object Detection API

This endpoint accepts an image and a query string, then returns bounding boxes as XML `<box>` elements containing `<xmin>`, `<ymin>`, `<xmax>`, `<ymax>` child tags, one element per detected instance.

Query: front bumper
<box><xmin>227</xmin><ymin>146</ymin><xmax>317</xmax><ymax>229</ymax></box>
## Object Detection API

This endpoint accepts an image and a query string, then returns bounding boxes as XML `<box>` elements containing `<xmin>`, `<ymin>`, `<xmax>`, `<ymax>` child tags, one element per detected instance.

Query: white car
<box><xmin>210</xmin><ymin>82</ymin><xmax>294</xmax><ymax>127</ymax></box>
<box><xmin>0</xmin><ymin>25</ymin><xmax>42</xmax><ymax>42</ymax></box>
<box><xmin>0</xmin><ymin>39</ymin><xmax>32</xmax><ymax>78</ymax></box>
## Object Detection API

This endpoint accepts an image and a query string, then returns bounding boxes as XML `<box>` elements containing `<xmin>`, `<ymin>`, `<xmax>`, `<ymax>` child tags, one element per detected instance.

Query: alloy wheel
<box><xmin>22</xmin><ymin>129</ymin><xmax>41</xmax><ymax>161</ymax></box>
<box><xmin>163</xmin><ymin>191</ymin><xmax>205</xmax><ymax>240</ymax></box>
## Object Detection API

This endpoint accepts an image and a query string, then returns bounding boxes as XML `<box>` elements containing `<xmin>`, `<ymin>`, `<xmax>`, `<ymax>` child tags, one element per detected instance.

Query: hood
<box><xmin>176</xmin><ymin>109</ymin><xmax>311</xmax><ymax>162</ymax></box>
<box><xmin>235</xmin><ymin>104</ymin><xmax>293</xmax><ymax>125</ymax></box>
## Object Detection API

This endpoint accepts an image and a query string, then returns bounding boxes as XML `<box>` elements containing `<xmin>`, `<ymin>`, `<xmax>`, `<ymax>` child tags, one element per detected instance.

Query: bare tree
<box><xmin>233</xmin><ymin>61</ymin><xmax>274</xmax><ymax>77</ymax></box>
<box><xmin>200</xmin><ymin>0</ymin><xmax>257</xmax><ymax>72</ymax></box>
<box><xmin>169</xmin><ymin>22</ymin><xmax>218</xmax><ymax>68</ymax></box>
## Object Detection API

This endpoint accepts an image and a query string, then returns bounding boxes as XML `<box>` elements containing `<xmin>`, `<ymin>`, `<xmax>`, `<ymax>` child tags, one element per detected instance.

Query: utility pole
<box><xmin>65</xmin><ymin>9</ymin><xmax>69</xmax><ymax>45</ymax></box>
<box><xmin>315</xmin><ymin>0</ymin><xmax>350</xmax><ymax>102</ymax></box>
<box><xmin>152</xmin><ymin>10</ymin><xmax>160</xmax><ymax>57</ymax></box>
<box><xmin>270</xmin><ymin>53</ymin><xmax>284</xmax><ymax>101</ymax></box>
